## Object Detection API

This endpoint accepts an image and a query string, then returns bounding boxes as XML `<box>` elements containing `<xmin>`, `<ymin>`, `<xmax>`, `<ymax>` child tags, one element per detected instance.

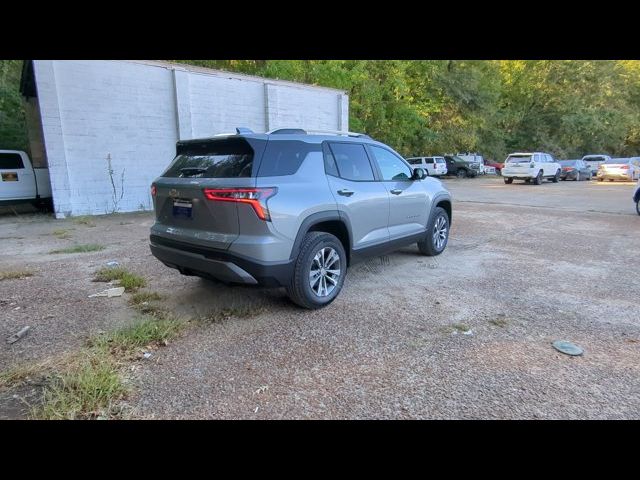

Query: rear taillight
<box><xmin>151</xmin><ymin>185</ymin><xmax>157</xmax><ymax>197</ymax></box>
<box><xmin>203</xmin><ymin>187</ymin><xmax>277</xmax><ymax>221</ymax></box>
<box><xmin>562</xmin><ymin>167</ymin><xmax>573</xmax><ymax>171</ymax></box>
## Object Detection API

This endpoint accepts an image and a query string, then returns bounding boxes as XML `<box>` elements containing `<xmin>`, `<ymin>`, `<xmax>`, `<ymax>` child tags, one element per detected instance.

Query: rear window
<box><xmin>435</xmin><ymin>158</ymin><xmax>445</xmax><ymax>164</ymax></box>
<box><xmin>258</xmin><ymin>141</ymin><xmax>320</xmax><ymax>177</ymax></box>
<box><xmin>329</xmin><ymin>143</ymin><xmax>375</xmax><ymax>181</ymax></box>
<box><xmin>604</xmin><ymin>158</ymin><xmax>630</xmax><ymax>164</ymax></box>
<box><xmin>559</xmin><ymin>160</ymin><xmax>578</xmax><ymax>166</ymax></box>
<box><xmin>0</xmin><ymin>153</ymin><xmax>24</xmax><ymax>169</ymax></box>
<box><xmin>506</xmin><ymin>155</ymin><xmax>532</xmax><ymax>163</ymax></box>
<box><xmin>163</xmin><ymin>138</ymin><xmax>254</xmax><ymax>178</ymax></box>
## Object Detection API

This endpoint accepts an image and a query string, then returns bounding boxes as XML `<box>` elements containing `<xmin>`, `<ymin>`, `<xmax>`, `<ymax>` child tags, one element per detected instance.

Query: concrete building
<box><xmin>20</xmin><ymin>60</ymin><xmax>349</xmax><ymax>218</ymax></box>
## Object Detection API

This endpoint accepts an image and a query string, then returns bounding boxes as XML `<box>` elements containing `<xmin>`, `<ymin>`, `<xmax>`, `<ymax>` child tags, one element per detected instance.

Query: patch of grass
<box><xmin>92</xmin><ymin>316</ymin><xmax>184</xmax><ymax>357</ymax></box>
<box><xmin>200</xmin><ymin>304</ymin><xmax>266</xmax><ymax>324</ymax></box>
<box><xmin>0</xmin><ymin>270</ymin><xmax>33</xmax><ymax>281</ymax></box>
<box><xmin>33</xmin><ymin>352</ymin><xmax>126</xmax><ymax>420</ymax></box>
<box><xmin>52</xmin><ymin>228</ymin><xmax>72</xmax><ymax>239</ymax></box>
<box><xmin>73</xmin><ymin>216</ymin><xmax>96</xmax><ymax>227</ymax></box>
<box><xmin>452</xmin><ymin>323</ymin><xmax>471</xmax><ymax>332</ymax></box>
<box><xmin>49</xmin><ymin>244</ymin><xmax>105</xmax><ymax>254</ymax></box>
<box><xmin>93</xmin><ymin>267</ymin><xmax>146</xmax><ymax>292</ymax></box>
<box><xmin>489</xmin><ymin>318</ymin><xmax>509</xmax><ymax>328</ymax></box>
<box><xmin>33</xmin><ymin>315</ymin><xmax>185</xmax><ymax>419</ymax></box>
<box><xmin>129</xmin><ymin>291</ymin><xmax>163</xmax><ymax>305</ymax></box>
<box><xmin>0</xmin><ymin>361</ymin><xmax>49</xmax><ymax>390</ymax></box>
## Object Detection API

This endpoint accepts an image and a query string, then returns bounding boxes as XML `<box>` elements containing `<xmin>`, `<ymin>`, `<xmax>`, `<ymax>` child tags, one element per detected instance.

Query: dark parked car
<box><xmin>443</xmin><ymin>155</ymin><xmax>478</xmax><ymax>178</ymax></box>
<box><xmin>559</xmin><ymin>159</ymin><xmax>592</xmax><ymax>181</ymax></box>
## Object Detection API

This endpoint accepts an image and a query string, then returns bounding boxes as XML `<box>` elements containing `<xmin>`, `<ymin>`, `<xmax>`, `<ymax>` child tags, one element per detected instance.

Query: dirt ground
<box><xmin>1</xmin><ymin>175</ymin><xmax>639</xmax><ymax>419</ymax></box>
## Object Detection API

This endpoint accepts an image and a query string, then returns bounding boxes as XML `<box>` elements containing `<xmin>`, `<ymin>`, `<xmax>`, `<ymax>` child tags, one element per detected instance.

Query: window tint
<box><xmin>258</xmin><ymin>140</ymin><xmax>319</xmax><ymax>177</ymax></box>
<box><xmin>407</xmin><ymin>158</ymin><xmax>423</xmax><ymax>165</ymax></box>
<box><xmin>370</xmin><ymin>146</ymin><xmax>412</xmax><ymax>181</ymax></box>
<box><xmin>425</xmin><ymin>158</ymin><xmax>434</xmax><ymax>164</ymax></box>
<box><xmin>323</xmin><ymin>143</ymin><xmax>339</xmax><ymax>176</ymax></box>
<box><xmin>329</xmin><ymin>143</ymin><xmax>375</xmax><ymax>181</ymax></box>
<box><xmin>0</xmin><ymin>153</ymin><xmax>24</xmax><ymax>169</ymax></box>
<box><xmin>163</xmin><ymin>138</ymin><xmax>254</xmax><ymax>178</ymax></box>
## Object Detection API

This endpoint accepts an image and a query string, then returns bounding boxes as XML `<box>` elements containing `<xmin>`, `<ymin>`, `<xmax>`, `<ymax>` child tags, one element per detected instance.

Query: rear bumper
<box><xmin>149</xmin><ymin>235</ymin><xmax>293</xmax><ymax>287</ymax></box>
<box><xmin>560</xmin><ymin>171</ymin><xmax>578</xmax><ymax>179</ymax></box>
<box><xmin>597</xmin><ymin>171</ymin><xmax>633</xmax><ymax>180</ymax></box>
<box><xmin>502</xmin><ymin>169</ymin><xmax>535</xmax><ymax>178</ymax></box>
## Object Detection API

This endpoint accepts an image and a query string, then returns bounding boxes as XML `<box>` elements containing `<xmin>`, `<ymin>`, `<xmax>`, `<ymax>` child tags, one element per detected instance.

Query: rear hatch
<box><xmin>599</xmin><ymin>159</ymin><xmax>630</xmax><ymax>175</ymax></box>
<box><xmin>152</xmin><ymin>136</ymin><xmax>267</xmax><ymax>250</ymax></box>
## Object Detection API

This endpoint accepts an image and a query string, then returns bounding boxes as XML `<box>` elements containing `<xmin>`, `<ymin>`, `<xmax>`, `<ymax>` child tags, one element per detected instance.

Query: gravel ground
<box><xmin>1</xmin><ymin>176</ymin><xmax>639</xmax><ymax>419</ymax></box>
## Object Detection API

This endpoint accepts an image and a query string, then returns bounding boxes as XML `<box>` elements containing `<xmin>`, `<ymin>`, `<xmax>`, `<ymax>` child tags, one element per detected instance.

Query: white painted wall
<box><xmin>32</xmin><ymin>60</ymin><xmax>349</xmax><ymax>218</ymax></box>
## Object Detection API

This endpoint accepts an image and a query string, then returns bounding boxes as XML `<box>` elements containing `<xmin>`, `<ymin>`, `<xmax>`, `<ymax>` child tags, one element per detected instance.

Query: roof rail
<box><xmin>304</xmin><ymin>129</ymin><xmax>371</xmax><ymax>139</ymax></box>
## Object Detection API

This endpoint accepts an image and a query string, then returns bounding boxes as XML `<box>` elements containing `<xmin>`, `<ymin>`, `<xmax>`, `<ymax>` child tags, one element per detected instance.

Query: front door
<box><xmin>368</xmin><ymin>145</ymin><xmax>429</xmax><ymax>240</ymax></box>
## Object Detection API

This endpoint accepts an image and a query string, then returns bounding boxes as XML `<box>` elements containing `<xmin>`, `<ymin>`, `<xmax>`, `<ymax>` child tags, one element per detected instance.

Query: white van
<box><xmin>501</xmin><ymin>152</ymin><xmax>562</xmax><ymax>185</ymax></box>
<box><xmin>406</xmin><ymin>156</ymin><xmax>448</xmax><ymax>177</ymax></box>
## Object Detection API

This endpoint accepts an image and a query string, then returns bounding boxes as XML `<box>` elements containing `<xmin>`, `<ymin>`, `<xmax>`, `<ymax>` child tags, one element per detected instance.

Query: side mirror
<box><xmin>412</xmin><ymin>168</ymin><xmax>427</xmax><ymax>180</ymax></box>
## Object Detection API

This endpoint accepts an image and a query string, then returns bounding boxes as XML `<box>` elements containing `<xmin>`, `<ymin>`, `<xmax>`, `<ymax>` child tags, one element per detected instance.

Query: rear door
<box><xmin>0</xmin><ymin>151</ymin><xmax>34</xmax><ymax>201</ymax></box>
<box><xmin>152</xmin><ymin>137</ymin><xmax>266</xmax><ymax>250</ymax></box>
<box><xmin>325</xmin><ymin>142</ymin><xmax>390</xmax><ymax>249</ymax></box>
<box><xmin>368</xmin><ymin>145</ymin><xmax>429</xmax><ymax>240</ymax></box>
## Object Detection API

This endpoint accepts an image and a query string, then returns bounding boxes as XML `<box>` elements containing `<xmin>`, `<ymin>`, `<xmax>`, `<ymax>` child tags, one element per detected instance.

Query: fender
<box><xmin>289</xmin><ymin>210</ymin><xmax>353</xmax><ymax>261</ymax></box>
<box><xmin>430</xmin><ymin>192</ymin><xmax>453</xmax><ymax>225</ymax></box>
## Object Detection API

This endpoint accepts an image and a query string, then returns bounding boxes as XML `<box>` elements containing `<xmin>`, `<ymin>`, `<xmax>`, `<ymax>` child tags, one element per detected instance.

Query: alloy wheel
<box><xmin>432</xmin><ymin>215</ymin><xmax>448</xmax><ymax>251</ymax></box>
<box><xmin>309</xmin><ymin>247</ymin><xmax>341</xmax><ymax>297</ymax></box>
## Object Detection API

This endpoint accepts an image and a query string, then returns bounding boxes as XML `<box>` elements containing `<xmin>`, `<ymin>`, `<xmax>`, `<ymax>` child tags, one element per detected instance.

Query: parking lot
<box><xmin>1</xmin><ymin>175</ymin><xmax>639</xmax><ymax>419</ymax></box>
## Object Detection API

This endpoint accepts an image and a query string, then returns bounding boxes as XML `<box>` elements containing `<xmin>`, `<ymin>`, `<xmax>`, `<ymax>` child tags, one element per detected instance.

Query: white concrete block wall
<box><xmin>32</xmin><ymin>60</ymin><xmax>348</xmax><ymax>217</ymax></box>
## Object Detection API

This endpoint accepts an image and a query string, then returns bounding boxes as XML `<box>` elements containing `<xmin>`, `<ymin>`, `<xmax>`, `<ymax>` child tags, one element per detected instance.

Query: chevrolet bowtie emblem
<box><xmin>168</xmin><ymin>189</ymin><xmax>179</xmax><ymax>198</ymax></box>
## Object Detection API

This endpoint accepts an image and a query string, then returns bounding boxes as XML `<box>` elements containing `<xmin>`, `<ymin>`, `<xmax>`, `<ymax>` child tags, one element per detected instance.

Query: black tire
<box><xmin>552</xmin><ymin>170</ymin><xmax>560</xmax><ymax>183</ymax></box>
<box><xmin>637</xmin><ymin>199</ymin><xmax>640</xmax><ymax>216</ymax></box>
<box><xmin>418</xmin><ymin>207</ymin><xmax>450</xmax><ymax>256</ymax></box>
<box><xmin>588</xmin><ymin>173</ymin><xmax>592</xmax><ymax>180</ymax></box>
<box><xmin>286</xmin><ymin>231</ymin><xmax>346</xmax><ymax>309</ymax></box>
<box><xmin>598</xmin><ymin>177</ymin><xmax>603</xmax><ymax>182</ymax></box>
<box><xmin>533</xmin><ymin>171</ymin><xmax>543</xmax><ymax>185</ymax></box>
<box><xmin>504</xmin><ymin>177</ymin><xmax>513</xmax><ymax>184</ymax></box>
<box><xmin>456</xmin><ymin>169</ymin><xmax>467</xmax><ymax>179</ymax></box>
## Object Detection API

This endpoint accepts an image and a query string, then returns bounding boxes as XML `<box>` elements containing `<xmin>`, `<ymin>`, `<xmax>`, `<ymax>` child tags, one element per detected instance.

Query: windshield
<box><xmin>506</xmin><ymin>155</ymin><xmax>533</xmax><ymax>164</ymax></box>
<box><xmin>604</xmin><ymin>158</ymin><xmax>630</xmax><ymax>164</ymax></box>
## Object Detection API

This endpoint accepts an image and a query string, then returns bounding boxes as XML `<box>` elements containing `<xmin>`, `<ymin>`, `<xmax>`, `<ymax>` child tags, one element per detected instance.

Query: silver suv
<box><xmin>150</xmin><ymin>128</ymin><xmax>452</xmax><ymax>309</ymax></box>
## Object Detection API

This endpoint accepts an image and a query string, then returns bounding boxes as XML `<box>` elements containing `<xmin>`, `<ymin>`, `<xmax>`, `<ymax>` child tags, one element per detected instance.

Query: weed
<box><xmin>73</xmin><ymin>216</ymin><xmax>96</xmax><ymax>227</ymax></box>
<box><xmin>49</xmin><ymin>244</ymin><xmax>105</xmax><ymax>254</ymax></box>
<box><xmin>0</xmin><ymin>270</ymin><xmax>33</xmax><ymax>281</ymax></box>
<box><xmin>93</xmin><ymin>267</ymin><xmax>146</xmax><ymax>292</ymax></box>
<box><xmin>52</xmin><ymin>229</ymin><xmax>72</xmax><ymax>239</ymax></box>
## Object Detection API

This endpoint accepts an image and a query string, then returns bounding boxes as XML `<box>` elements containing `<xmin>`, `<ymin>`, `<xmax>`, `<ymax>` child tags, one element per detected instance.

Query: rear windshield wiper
<box><xmin>179</xmin><ymin>167</ymin><xmax>207</xmax><ymax>177</ymax></box>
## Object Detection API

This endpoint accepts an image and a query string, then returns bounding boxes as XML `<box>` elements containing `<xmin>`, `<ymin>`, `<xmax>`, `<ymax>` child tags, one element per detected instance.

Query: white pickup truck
<box><xmin>0</xmin><ymin>150</ymin><xmax>52</xmax><ymax>209</ymax></box>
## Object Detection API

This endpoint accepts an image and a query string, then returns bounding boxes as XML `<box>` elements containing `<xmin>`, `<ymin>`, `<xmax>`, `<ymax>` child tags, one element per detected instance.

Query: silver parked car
<box><xmin>597</xmin><ymin>157</ymin><xmax>640</xmax><ymax>182</ymax></box>
<box><xmin>150</xmin><ymin>128</ymin><xmax>452</xmax><ymax>309</ymax></box>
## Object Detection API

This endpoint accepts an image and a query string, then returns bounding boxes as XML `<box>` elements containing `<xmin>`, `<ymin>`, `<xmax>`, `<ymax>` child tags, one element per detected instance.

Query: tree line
<box><xmin>3</xmin><ymin>60</ymin><xmax>640</xmax><ymax>160</ymax></box>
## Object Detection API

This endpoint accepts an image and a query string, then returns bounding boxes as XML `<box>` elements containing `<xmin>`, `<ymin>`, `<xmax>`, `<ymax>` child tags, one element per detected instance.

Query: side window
<box><xmin>407</xmin><ymin>158</ymin><xmax>423</xmax><ymax>165</ymax></box>
<box><xmin>329</xmin><ymin>143</ymin><xmax>375</xmax><ymax>181</ymax></box>
<box><xmin>369</xmin><ymin>145</ymin><xmax>412</xmax><ymax>181</ymax></box>
<box><xmin>546</xmin><ymin>154</ymin><xmax>553</xmax><ymax>163</ymax></box>
<box><xmin>322</xmin><ymin>143</ymin><xmax>339</xmax><ymax>177</ymax></box>
<box><xmin>258</xmin><ymin>141</ymin><xmax>320</xmax><ymax>177</ymax></box>
<box><xmin>0</xmin><ymin>153</ymin><xmax>24</xmax><ymax>169</ymax></box>
<box><xmin>425</xmin><ymin>157</ymin><xmax>434</xmax><ymax>165</ymax></box>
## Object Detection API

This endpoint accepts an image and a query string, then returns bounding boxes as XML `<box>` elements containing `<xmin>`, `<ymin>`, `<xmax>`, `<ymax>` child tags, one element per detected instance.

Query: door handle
<box><xmin>390</xmin><ymin>189</ymin><xmax>403</xmax><ymax>195</ymax></box>
<box><xmin>337</xmin><ymin>189</ymin><xmax>354</xmax><ymax>196</ymax></box>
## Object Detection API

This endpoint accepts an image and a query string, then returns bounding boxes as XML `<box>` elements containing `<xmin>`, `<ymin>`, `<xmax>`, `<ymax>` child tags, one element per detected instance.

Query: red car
<box><xmin>485</xmin><ymin>160</ymin><xmax>504</xmax><ymax>174</ymax></box>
